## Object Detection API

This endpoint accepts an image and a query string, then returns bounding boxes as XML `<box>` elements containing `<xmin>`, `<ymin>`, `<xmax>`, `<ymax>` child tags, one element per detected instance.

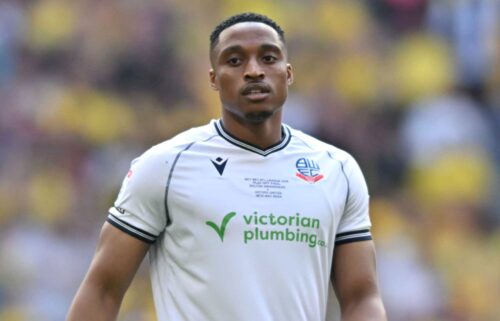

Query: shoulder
<box><xmin>138</xmin><ymin>121</ymin><xmax>217</xmax><ymax>162</ymax></box>
<box><xmin>122</xmin><ymin>121</ymin><xmax>217</xmax><ymax>189</ymax></box>
<box><xmin>286</xmin><ymin>125</ymin><xmax>357</xmax><ymax>165</ymax></box>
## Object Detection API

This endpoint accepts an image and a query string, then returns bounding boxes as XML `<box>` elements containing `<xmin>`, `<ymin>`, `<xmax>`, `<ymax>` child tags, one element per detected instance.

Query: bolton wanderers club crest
<box><xmin>295</xmin><ymin>158</ymin><xmax>324</xmax><ymax>183</ymax></box>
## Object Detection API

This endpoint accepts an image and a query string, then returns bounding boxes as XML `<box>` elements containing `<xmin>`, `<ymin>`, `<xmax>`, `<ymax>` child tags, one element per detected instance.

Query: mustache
<box><xmin>240</xmin><ymin>82</ymin><xmax>272</xmax><ymax>95</ymax></box>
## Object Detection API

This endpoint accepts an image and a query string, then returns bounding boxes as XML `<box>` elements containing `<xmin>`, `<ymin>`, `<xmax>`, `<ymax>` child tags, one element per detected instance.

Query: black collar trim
<box><xmin>214</xmin><ymin>119</ymin><xmax>291</xmax><ymax>156</ymax></box>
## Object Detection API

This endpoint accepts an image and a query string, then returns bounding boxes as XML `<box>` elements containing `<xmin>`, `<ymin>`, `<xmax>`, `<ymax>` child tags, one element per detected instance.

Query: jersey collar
<box><xmin>214</xmin><ymin>119</ymin><xmax>291</xmax><ymax>156</ymax></box>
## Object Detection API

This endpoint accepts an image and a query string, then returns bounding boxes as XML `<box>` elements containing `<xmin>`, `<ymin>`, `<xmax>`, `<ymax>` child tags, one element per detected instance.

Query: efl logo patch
<box><xmin>295</xmin><ymin>158</ymin><xmax>324</xmax><ymax>183</ymax></box>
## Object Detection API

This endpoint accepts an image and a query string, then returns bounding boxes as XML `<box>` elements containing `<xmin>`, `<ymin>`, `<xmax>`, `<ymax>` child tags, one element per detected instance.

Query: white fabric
<box><xmin>108</xmin><ymin>119</ymin><xmax>372</xmax><ymax>321</ymax></box>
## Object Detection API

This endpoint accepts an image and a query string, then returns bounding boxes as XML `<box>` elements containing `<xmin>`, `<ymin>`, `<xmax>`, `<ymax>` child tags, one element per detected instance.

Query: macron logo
<box><xmin>211</xmin><ymin>157</ymin><xmax>228</xmax><ymax>176</ymax></box>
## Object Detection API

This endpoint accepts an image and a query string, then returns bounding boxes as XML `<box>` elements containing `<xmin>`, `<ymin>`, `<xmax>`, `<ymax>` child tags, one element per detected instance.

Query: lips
<box><xmin>241</xmin><ymin>82</ymin><xmax>271</xmax><ymax>96</ymax></box>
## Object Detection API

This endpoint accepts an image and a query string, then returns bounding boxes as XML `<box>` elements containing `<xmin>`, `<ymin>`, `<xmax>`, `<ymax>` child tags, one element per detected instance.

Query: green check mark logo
<box><xmin>206</xmin><ymin>212</ymin><xmax>236</xmax><ymax>242</ymax></box>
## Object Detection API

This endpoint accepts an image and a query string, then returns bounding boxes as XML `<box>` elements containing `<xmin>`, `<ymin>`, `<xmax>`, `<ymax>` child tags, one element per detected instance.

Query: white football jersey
<box><xmin>108</xmin><ymin>119</ymin><xmax>372</xmax><ymax>321</ymax></box>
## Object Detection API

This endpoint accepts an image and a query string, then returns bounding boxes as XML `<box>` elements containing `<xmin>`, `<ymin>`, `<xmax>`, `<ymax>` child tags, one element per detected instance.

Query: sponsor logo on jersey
<box><xmin>206</xmin><ymin>211</ymin><xmax>327</xmax><ymax>248</ymax></box>
<box><xmin>295</xmin><ymin>158</ymin><xmax>324</xmax><ymax>183</ymax></box>
<box><xmin>211</xmin><ymin>157</ymin><xmax>228</xmax><ymax>175</ymax></box>
<box><xmin>205</xmin><ymin>211</ymin><xmax>236</xmax><ymax>242</ymax></box>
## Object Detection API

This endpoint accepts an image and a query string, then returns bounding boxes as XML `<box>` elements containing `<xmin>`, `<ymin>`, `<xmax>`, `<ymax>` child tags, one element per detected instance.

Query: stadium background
<box><xmin>0</xmin><ymin>0</ymin><xmax>499</xmax><ymax>320</ymax></box>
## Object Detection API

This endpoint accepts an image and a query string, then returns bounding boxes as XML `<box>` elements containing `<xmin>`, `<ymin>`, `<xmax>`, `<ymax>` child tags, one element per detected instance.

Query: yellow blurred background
<box><xmin>0</xmin><ymin>1</ymin><xmax>499</xmax><ymax>320</ymax></box>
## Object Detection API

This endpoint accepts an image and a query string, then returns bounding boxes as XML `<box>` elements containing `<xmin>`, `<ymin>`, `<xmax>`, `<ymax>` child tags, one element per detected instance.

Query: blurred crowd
<box><xmin>0</xmin><ymin>0</ymin><xmax>499</xmax><ymax>320</ymax></box>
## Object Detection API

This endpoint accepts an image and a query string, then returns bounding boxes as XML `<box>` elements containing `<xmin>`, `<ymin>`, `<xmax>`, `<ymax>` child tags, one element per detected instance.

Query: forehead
<box><xmin>215</xmin><ymin>22</ymin><xmax>284</xmax><ymax>52</ymax></box>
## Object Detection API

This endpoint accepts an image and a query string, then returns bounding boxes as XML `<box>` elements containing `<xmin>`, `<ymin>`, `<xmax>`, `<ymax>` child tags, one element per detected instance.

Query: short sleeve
<box><xmin>335</xmin><ymin>155</ymin><xmax>372</xmax><ymax>245</ymax></box>
<box><xmin>107</xmin><ymin>148</ymin><xmax>169</xmax><ymax>244</ymax></box>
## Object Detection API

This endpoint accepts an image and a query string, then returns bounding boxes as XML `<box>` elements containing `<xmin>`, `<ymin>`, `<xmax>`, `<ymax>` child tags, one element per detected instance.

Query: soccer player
<box><xmin>67</xmin><ymin>13</ymin><xmax>386</xmax><ymax>321</ymax></box>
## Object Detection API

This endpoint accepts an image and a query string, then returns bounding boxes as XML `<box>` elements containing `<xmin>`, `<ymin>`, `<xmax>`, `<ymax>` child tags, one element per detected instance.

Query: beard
<box><xmin>243</xmin><ymin>110</ymin><xmax>274</xmax><ymax>123</ymax></box>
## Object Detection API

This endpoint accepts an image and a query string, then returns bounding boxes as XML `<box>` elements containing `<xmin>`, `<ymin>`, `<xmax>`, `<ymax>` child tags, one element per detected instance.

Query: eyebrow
<box><xmin>218</xmin><ymin>43</ymin><xmax>284</xmax><ymax>58</ymax></box>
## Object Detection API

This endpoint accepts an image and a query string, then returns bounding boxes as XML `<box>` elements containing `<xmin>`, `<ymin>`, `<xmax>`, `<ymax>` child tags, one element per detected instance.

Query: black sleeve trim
<box><xmin>335</xmin><ymin>235</ymin><xmax>372</xmax><ymax>246</ymax></box>
<box><xmin>107</xmin><ymin>214</ymin><xmax>156</xmax><ymax>244</ymax></box>
<box><xmin>335</xmin><ymin>229</ymin><xmax>372</xmax><ymax>246</ymax></box>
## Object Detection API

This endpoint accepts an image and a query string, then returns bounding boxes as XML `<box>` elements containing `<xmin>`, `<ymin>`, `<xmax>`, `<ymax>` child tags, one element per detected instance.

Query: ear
<box><xmin>286</xmin><ymin>63</ymin><xmax>294</xmax><ymax>86</ymax></box>
<box><xmin>209</xmin><ymin>69</ymin><xmax>218</xmax><ymax>91</ymax></box>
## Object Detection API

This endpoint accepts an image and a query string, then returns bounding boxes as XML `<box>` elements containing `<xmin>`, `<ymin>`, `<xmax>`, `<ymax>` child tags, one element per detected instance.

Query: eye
<box><xmin>227</xmin><ymin>57</ymin><xmax>242</xmax><ymax>66</ymax></box>
<box><xmin>262</xmin><ymin>55</ymin><xmax>277</xmax><ymax>63</ymax></box>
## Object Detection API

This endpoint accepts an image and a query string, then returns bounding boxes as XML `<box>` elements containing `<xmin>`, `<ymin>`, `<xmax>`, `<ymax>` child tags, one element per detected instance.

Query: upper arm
<box><xmin>331</xmin><ymin>241</ymin><xmax>385</xmax><ymax>320</ymax></box>
<box><xmin>331</xmin><ymin>241</ymin><xmax>378</xmax><ymax>304</ymax></box>
<box><xmin>66</xmin><ymin>223</ymin><xmax>150</xmax><ymax>321</ymax></box>
<box><xmin>80</xmin><ymin>147</ymin><xmax>171</xmax><ymax>300</ymax></box>
<box><xmin>83</xmin><ymin>222</ymin><xmax>150</xmax><ymax>298</ymax></box>
<box><xmin>332</xmin><ymin>154</ymin><xmax>385</xmax><ymax>319</ymax></box>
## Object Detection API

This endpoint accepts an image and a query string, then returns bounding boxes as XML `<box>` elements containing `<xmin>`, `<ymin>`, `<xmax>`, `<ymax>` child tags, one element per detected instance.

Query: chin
<box><xmin>243</xmin><ymin>110</ymin><xmax>274</xmax><ymax>123</ymax></box>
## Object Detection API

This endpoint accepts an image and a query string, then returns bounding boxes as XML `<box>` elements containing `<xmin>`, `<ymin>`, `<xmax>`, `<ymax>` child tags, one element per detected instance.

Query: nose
<box><xmin>244</xmin><ymin>58</ymin><xmax>264</xmax><ymax>81</ymax></box>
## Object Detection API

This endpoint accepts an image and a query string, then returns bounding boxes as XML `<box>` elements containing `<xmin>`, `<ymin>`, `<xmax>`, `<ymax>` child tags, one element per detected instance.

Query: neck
<box><xmin>221</xmin><ymin>110</ymin><xmax>283</xmax><ymax>149</ymax></box>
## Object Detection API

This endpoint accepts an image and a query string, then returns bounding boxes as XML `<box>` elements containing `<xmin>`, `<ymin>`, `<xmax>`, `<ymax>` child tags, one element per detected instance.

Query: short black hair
<box><xmin>210</xmin><ymin>12</ymin><xmax>285</xmax><ymax>51</ymax></box>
